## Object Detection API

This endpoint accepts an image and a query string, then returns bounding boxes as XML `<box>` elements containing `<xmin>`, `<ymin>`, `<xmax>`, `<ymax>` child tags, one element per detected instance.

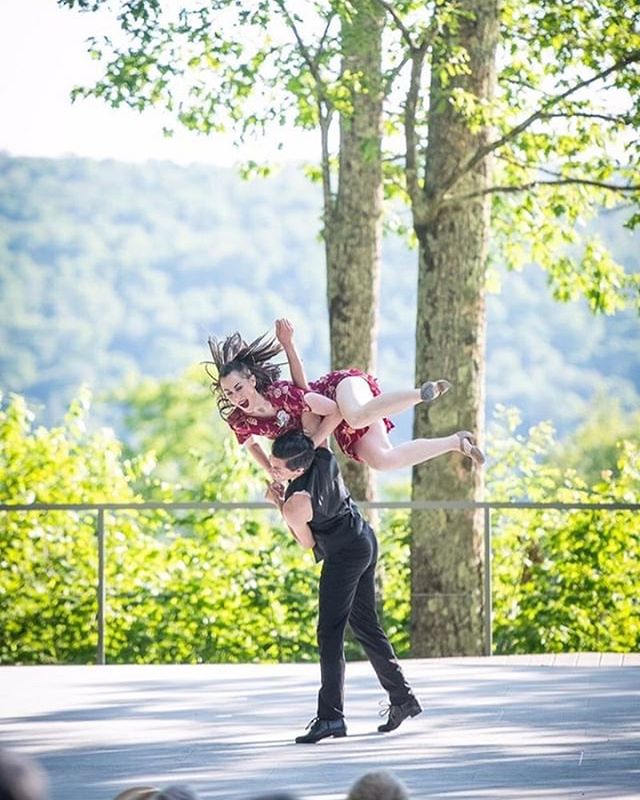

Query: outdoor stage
<box><xmin>2</xmin><ymin>654</ymin><xmax>639</xmax><ymax>800</ymax></box>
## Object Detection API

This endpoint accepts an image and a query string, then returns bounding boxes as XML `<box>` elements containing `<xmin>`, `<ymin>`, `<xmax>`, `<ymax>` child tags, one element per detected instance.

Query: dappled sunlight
<box><xmin>1</xmin><ymin>658</ymin><xmax>639</xmax><ymax>799</ymax></box>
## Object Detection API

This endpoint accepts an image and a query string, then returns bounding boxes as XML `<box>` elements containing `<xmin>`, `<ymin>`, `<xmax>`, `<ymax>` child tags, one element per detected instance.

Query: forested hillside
<box><xmin>1</xmin><ymin>153</ymin><xmax>638</xmax><ymax>441</ymax></box>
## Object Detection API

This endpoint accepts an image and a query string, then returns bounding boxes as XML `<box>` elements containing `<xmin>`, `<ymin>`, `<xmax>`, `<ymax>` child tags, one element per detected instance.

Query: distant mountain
<box><xmin>0</xmin><ymin>153</ymin><xmax>638</xmax><ymax>442</ymax></box>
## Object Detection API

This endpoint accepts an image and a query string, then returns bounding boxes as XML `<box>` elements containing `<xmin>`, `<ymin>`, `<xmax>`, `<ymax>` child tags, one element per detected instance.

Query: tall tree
<box><xmin>378</xmin><ymin>0</ymin><xmax>639</xmax><ymax>654</ymax></box>
<box><xmin>411</xmin><ymin>0</ymin><xmax>499</xmax><ymax>656</ymax></box>
<box><xmin>60</xmin><ymin>0</ymin><xmax>640</xmax><ymax>656</ymax></box>
<box><xmin>324</xmin><ymin>1</ymin><xmax>384</xmax><ymax>497</ymax></box>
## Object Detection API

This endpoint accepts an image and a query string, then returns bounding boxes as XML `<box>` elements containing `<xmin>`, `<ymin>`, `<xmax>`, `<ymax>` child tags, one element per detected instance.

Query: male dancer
<box><xmin>266</xmin><ymin>430</ymin><xmax>422</xmax><ymax>743</ymax></box>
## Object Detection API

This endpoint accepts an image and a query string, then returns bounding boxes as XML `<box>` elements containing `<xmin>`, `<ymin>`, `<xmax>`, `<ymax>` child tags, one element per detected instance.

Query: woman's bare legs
<box><xmin>354</xmin><ymin>420</ymin><xmax>482</xmax><ymax>471</ymax></box>
<box><xmin>334</xmin><ymin>376</ymin><xmax>449</xmax><ymax>430</ymax></box>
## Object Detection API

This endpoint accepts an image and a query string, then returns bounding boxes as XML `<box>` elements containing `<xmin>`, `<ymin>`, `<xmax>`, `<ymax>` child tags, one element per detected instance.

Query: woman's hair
<box><xmin>205</xmin><ymin>330</ymin><xmax>283</xmax><ymax>418</ymax></box>
<box><xmin>272</xmin><ymin>430</ymin><xmax>316</xmax><ymax>473</ymax></box>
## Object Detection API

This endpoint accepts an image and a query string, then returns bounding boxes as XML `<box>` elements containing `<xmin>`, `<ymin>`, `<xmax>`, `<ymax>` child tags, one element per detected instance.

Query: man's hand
<box><xmin>275</xmin><ymin>318</ymin><xmax>294</xmax><ymax>349</ymax></box>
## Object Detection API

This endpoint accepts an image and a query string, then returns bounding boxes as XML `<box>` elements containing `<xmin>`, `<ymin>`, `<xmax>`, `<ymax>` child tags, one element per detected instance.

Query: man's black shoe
<box><xmin>377</xmin><ymin>695</ymin><xmax>422</xmax><ymax>733</ymax></box>
<box><xmin>295</xmin><ymin>716</ymin><xmax>347</xmax><ymax>744</ymax></box>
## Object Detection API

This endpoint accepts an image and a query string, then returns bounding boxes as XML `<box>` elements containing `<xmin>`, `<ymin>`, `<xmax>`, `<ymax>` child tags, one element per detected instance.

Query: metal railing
<box><xmin>2</xmin><ymin>498</ymin><xmax>638</xmax><ymax>663</ymax></box>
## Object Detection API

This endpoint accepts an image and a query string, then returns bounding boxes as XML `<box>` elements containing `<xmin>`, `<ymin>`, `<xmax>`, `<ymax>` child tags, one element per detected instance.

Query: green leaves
<box><xmin>488</xmin><ymin>405</ymin><xmax>640</xmax><ymax>654</ymax></box>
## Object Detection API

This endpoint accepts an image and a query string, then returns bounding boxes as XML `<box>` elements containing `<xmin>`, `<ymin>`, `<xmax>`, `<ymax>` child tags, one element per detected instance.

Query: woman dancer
<box><xmin>205</xmin><ymin>320</ymin><xmax>484</xmax><ymax>477</ymax></box>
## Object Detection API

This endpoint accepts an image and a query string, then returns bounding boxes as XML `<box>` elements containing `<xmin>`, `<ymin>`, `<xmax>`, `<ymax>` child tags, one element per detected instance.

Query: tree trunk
<box><xmin>410</xmin><ymin>0</ymin><xmax>499</xmax><ymax>656</ymax></box>
<box><xmin>325</xmin><ymin>0</ymin><xmax>384</xmax><ymax>502</ymax></box>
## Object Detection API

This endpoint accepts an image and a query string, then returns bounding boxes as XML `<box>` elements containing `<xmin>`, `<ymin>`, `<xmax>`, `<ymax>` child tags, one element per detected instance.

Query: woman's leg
<box><xmin>334</xmin><ymin>376</ymin><xmax>450</xmax><ymax>430</ymax></box>
<box><xmin>334</xmin><ymin>377</ymin><xmax>418</xmax><ymax>429</ymax></box>
<box><xmin>353</xmin><ymin>419</ymin><xmax>476</xmax><ymax>471</ymax></box>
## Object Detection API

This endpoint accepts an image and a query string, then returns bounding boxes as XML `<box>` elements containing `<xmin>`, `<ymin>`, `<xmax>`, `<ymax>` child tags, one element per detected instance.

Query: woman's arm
<box><xmin>302</xmin><ymin>392</ymin><xmax>342</xmax><ymax>448</ymax></box>
<box><xmin>305</xmin><ymin>410</ymin><xmax>343</xmax><ymax>448</ymax></box>
<box><xmin>275</xmin><ymin>318</ymin><xmax>309</xmax><ymax>390</ymax></box>
<box><xmin>245</xmin><ymin>438</ymin><xmax>276</xmax><ymax>478</ymax></box>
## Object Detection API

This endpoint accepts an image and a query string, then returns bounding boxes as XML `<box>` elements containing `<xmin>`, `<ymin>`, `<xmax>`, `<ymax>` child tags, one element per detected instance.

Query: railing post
<box><xmin>483</xmin><ymin>506</ymin><xmax>492</xmax><ymax>656</ymax></box>
<box><xmin>96</xmin><ymin>508</ymin><xmax>106</xmax><ymax>665</ymax></box>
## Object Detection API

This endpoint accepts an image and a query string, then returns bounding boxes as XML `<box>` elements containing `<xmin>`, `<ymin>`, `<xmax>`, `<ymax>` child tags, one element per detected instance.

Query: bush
<box><xmin>488</xmin><ymin>407</ymin><xmax>640</xmax><ymax>653</ymax></box>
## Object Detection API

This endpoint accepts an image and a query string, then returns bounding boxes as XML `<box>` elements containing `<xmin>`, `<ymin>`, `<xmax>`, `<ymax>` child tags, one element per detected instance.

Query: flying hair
<box><xmin>204</xmin><ymin>330</ymin><xmax>284</xmax><ymax>419</ymax></box>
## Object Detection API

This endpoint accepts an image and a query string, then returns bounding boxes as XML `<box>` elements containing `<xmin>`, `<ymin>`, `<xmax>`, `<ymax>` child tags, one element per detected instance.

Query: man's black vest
<box><xmin>285</xmin><ymin>447</ymin><xmax>366</xmax><ymax>561</ymax></box>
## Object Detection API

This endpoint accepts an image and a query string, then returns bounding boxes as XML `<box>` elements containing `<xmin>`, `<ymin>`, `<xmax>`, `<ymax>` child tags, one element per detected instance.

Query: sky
<box><xmin>0</xmin><ymin>0</ymin><xmax>315</xmax><ymax>165</ymax></box>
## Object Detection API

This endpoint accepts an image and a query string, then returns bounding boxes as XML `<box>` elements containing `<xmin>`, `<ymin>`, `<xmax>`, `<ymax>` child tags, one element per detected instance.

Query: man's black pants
<box><xmin>316</xmin><ymin>524</ymin><xmax>413</xmax><ymax>720</ymax></box>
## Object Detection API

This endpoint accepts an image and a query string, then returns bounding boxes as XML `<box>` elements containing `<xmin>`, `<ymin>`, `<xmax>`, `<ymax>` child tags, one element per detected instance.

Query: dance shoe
<box><xmin>420</xmin><ymin>379</ymin><xmax>452</xmax><ymax>403</ymax></box>
<box><xmin>377</xmin><ymin>695</ymin><xmax>423</xmax><ymax>733</ymax></box>
<box><xmin>457</xmin><ymin>430</ymin><xmax>486</xmax><ymax>466</ymax></box>
<box><xmin>295</xmin><ymin>716</ymin><xmax>347</xmax><ymax>743</ymax></box>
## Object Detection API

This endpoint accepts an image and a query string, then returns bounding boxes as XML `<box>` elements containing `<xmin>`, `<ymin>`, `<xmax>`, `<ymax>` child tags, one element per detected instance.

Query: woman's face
<box><xmin>219</xmin><ymin>369</ymin><xmax>260</xmax><ymax>412</ymax></box>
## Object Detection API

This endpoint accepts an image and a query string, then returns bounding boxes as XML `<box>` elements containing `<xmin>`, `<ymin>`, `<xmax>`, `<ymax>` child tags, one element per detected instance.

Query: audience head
<box><xmin>248</xmin><ymin>795</ymin><xmax>300</xmax><ymax>800</ymax></box>
<box><xmin>346</xmin><ymin>770</ymin><xmax>409</xmax><ymax>800</ymax></box>
<box><xmin>112</xmin><ymin>789</ymin><xmax>159</xmax><ymax>800</ymax></box>
<box><xmin>0</xmin><ymin>749</ymin><xmax>48</xmax><ymax>800</ymax></box>
<box><xmin>113</xmin><ymin>787</ymin><xmax>198</xmax><ymax>800</ymax></box>
<box><xmin>155</xmin><ymin>788</ymin><xmax>199</xmax><ymax>800</ymax></box>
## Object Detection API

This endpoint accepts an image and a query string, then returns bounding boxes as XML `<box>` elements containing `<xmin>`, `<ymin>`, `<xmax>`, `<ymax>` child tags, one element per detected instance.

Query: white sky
<box><xmin>0</xmin><ymin>0</ymin><xmax>315</xmax><ymax>165</ymax></box>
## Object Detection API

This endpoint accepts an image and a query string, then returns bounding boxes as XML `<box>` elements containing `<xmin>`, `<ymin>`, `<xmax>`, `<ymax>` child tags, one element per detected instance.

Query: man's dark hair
<box><xmin>272</xmin><ymin>430</ymin><xmax>316</xmax><ymax>472</ymax></box>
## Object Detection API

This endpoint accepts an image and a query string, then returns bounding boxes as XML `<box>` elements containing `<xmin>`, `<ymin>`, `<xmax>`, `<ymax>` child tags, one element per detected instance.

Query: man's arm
<box><xmin>266</xmin><ymin>484</ymin><xmax>315</xmax><ymax>550</ymax></box>
<box><xmin>275</xmin><ymin>318</ymin><xmax>309</xmax><ymax>390</ymax></box>
<box><xmin>282</xmin><ymin>493</ymin><xmax>315</xmax><ymax>549</ymax></box>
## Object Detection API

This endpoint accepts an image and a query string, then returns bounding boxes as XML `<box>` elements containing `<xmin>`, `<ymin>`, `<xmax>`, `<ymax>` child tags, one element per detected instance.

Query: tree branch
<box><xmin>540</xmin><ymin>111</ymin><xmax>630</xmax><ymax>125</ymax></box>
<box><xmin>319</xmin><ymin>110</ymin><xmax>335</xmax><ymax>220</ymax></box>
<box><xmin>274</xmin><ymin>1</ymin><xmax>330</xmax><ymax>102</ymax></box>
<box><xmin>494</xmin><ymin>152</ymin><xmax>628</xmax><ymax>183</ymax></box>
<box><xmin>444</xmin><ymin>177</ymin><xmax>640</xmax><ymax>203</ymax></box>
<box><xmin>273</xmin><ymin>1</ymin><xmax>335</xmax><ymax>215</ymax></box>
<box><xmin>405</xmin><ymin>42</ymin><xmax>430</xmax><ymax>225</ymax></box>
<box><xmin>441</xmin><ymin>50</ymin><xmax>640</xmax><ymax>195</ymax></box>
<box><xmin>375</xmin><ymin>0</ymin><xmax>419</xmax><ymax>52</ymax></box>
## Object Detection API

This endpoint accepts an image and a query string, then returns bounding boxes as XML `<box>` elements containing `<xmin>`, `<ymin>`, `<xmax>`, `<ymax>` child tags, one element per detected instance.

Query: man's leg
<box><xmin>316</xmin><ymin>545</ymin><xmax>367</xmax><ymax>719</ymax></box>
<box><xmin>295</xmin><ymin>540</ymin><xmax>369</xmax><ymax>743</ymax></box>
<box><xmin>348</xmin><ymin>526</ymin><xmax>422</xmax><ymax>731</ymax></box>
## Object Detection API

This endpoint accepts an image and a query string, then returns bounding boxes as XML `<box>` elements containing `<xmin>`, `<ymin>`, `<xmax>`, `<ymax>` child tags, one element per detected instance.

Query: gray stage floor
<box><xmin>1</xmin><ymin>654</ymin><xmax>639</xmax><ymax>800</ymax></box>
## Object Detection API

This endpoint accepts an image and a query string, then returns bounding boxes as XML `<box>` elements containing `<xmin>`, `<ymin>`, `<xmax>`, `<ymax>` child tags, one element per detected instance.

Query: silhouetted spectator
<box><xmin>346</xmin><ymin>770</ymin><xmax>409</xmax><ymax>800</ymax></box>
<box><xmin>112</xmin><ymin>788</ymin><xmax>159</xmax><ymax>800</ymax></box>
<box><xmin>0</xmin><ymin>749</ymin><xmax>48</xmax><ymax>800</ymax></box>
<box><xmin>155</xmin><ymin>787</ymin><xmax>199</xmax><ymax>800</ymax></box>
<box><xmin>113</xmin><ymin>786</ymin><xmax>198</xmax><ymax>800</ymax></box>
<box><xmin>248</xmin><ymin>794</ymin><xmax>300</xmax><ymax>800</ymax></box>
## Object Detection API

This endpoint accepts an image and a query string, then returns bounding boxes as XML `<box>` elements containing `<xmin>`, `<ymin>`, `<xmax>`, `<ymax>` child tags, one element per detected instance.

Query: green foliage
<box><xmin>488</xmin><ymin>0</ymin><xmax>640</xmax><ymax>305</ymax></box>
<box><xmin>553</xmin><ymin>395</ymin><xmax>640</xmax><ymax>484</ymax></box>
<box><xmin>0</xmin><ymin>387</ymin><xmax>144</xmax><ymax>663</ymax></box>
<box><xmin>0</xmin><ymin>155</ymin><xmax>330</xmax><ymax>428</ymax></box>
<box><xmin>0</xmin><ymin>388</ymin><xmax>412</xmax><ymax>664</ymax></box>
<box><xmin>0</xmin><ymin>389</ymin><xmax>318</xmax><ymax>664</ymax></box>
<box><xmin>2</xmin><ymin>385</ymin><xmax>639</xmax><ymax>662</ymax></box>
<box><xmin>375</xmin><ymin>510</ymin><xmax>411</xmax><ymax>655</ymax></box>
<box><xmin>488</xmin><ymin>406</ymin><xmax>640</xmax><ymax>653</ymax></box>
<box><xmin>109</xmin><ymin>365</ymin><xmax>244</xmax><ymax>498</ymax></box>
<box><xmin>1</xmin><ymin>153</ymin><xmax>637</xmax><ymax>444</ymax></box>
<box><xmin>56</xmin><ymin>0</ymin><xmax>640</xmax><ymax>314</ymax></box>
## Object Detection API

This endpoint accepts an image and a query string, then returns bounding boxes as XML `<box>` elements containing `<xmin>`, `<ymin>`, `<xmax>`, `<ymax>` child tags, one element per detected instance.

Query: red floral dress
<box><xmin>225</xmin><ymin>370</ymin><xmax>394</xmax><ymax>463</ymax></box>
<box><xmin>309</xmin><ymin>369</ymin><xmax>394</xmax><ymax>462</ymax></box>
<box><xmin>226</xmin><ymin>381</ymin><xmax>309</xmax><ymax>445</ymax></box>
